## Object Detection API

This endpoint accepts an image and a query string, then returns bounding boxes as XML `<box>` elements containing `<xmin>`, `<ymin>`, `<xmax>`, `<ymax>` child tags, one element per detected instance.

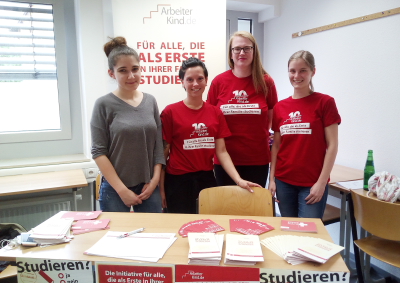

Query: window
<box><xmin>238</xmin><ymin>18</ymin><xmax>252</xmax><ymax>34</ymax></box>
<box><xmin>0</xmin><ymin>0</ymin><xmax>71</xmax><ymax>144</ymax></box>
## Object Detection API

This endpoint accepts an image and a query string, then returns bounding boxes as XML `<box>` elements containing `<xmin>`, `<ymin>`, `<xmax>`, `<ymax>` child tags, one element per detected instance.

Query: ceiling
<box><xmin>226</xmin><ymin>0</ymin><xmax>271</xmax><ymax>13</ymax></box>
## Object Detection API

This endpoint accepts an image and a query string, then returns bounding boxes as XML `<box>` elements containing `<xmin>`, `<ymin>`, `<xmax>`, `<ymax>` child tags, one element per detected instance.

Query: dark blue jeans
<box><xmin>99</xmin><ymin>178</ymin><xmax>162</xmax><ymax>213</ymax></box>
<box><xmin>275</xmin><ymin>178</ymin><xmax>329</xmax><ymax>218</ymax></box>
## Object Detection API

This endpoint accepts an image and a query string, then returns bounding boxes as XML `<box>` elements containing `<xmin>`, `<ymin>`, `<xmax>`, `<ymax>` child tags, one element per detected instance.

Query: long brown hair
<box><xmin>228</xmin><ymin>31</ymin><xmax>268</xmax><ymax>97</ymax></box>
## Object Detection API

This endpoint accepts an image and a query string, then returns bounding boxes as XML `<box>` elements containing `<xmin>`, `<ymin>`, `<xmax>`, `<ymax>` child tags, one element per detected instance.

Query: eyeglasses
<box><xmin>231</xmin><ymin>46</ymin><xmax>254</xmax><ymax>54</ymax></box>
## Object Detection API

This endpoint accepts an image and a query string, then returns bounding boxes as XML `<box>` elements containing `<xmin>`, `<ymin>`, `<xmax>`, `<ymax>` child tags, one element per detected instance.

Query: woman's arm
<box><xmin>215</xmin><ymin>138</ymin><xmax>262</xmax><ymax>192</ymax></box>
<box><xmin>94</xmin><ymin>155</ymin><xmax>142</xmax><ymax>206</ymax></box>
<box><xmin>159</xmin><ymin>142</ymin><xmax>170</xmax><ymax>208</ymax></box>
<box><xmin>139</xmin><ymin>163</ymin><xmax>162</xmax><ymax>200</ymax></box>
<box><xmin>268</xmin><ymin>109</ymin><xmax>273</xmax><ymax>131</ymax></box>
<box><xmin>268</xmin><ymin>132</ymin><xmax>281</xmax><ymax>197</ymax></box>
<box><xmin>305</xmin><ymin>123</ymin><xmax>339</xmax><ymax>204</ymax></box>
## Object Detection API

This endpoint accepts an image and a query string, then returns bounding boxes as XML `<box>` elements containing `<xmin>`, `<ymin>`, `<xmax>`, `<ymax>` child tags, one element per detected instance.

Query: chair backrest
<box><xmin>95</xmin><ymin>173</ymin><xmax>102</xmax><ymax>201</ymax></box>
<box><xmin>351</xmin><ymin>189</ymin><xmax>400</xmax><ymax>241</ymax></box>
<box><xmin>198</xmin><ymin>186</ymin><xmax>274</xmax><ymax>216</ymax></box>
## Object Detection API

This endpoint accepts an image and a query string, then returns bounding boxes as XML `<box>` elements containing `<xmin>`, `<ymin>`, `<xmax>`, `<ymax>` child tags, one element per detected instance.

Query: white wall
<box><xmin>263</xmin><ymin>0</ymin><xmax>400</xmax><ymax>276</ymax></box>
<box><xmin>263</xmin><ymin>0</ymin><xmax>400</xmax><ymax>176</ymax></box>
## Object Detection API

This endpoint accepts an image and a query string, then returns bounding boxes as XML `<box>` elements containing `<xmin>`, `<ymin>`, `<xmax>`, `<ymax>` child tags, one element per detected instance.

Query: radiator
<box><xmin>0</xmin><ymin>194</ymin><xmax>72</xmax><ymax>231</ymax></box>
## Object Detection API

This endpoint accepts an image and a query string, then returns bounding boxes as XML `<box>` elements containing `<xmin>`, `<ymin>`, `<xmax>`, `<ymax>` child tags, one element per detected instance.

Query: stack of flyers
<box><xmin>224</xmin><ymin>234</ymin><xmax>264</xmax><ymax>265</ymax></box>
<box><xmin>188</xmin><ymin>233</ymin><xmax>224</xmax><ymax>266</ymax></box>
<box><xmin>71</xmin><ymin>219</ymin><xmax>111</xmax><ymax>235</ymax></box>
<box><xmin>230</xmin><ymin>219</ymin><xmax>274</xmax><ymax>235</ymax></box>
<box><xmin>61</xmin><ymin>211</ymin><xmax>102</xmax><ymax>220</ymax></box>
<box><xmin>179</xmin><ymin>219</ymin><xmax>225</xmax><ymax>237</ymax></box>
<box><xmin>261</xmin><ymin>235</ymin><xmax>344</xmax><ymax>265</ymax></box>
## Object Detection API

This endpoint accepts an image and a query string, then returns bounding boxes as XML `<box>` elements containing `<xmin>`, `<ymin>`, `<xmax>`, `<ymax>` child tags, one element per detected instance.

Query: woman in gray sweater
<box><xmin>91</xmin><ymin>37</ymin><xmax>165</xmax><ymax>212</ymax></box>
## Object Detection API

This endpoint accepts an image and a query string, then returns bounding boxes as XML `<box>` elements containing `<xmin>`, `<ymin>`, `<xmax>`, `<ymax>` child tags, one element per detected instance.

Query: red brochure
<box><xmin>72</xmin><ymin>219</ymin><xmax>110</xmax><ymax>230</ymax></box>
<box><xmin>229</xmin><ymin>219</ymin><xmax>274</xmax><ymax>235</ymax></box>
<box><xmin>280</xmin><ymin>220</ymin><xmax>317</xmax><ymax>233</ymax></box>
<box><xmin>179</xmin><ymin>219</ymin><xmax>225</xmax><ymax>237</ymax></box>
<box><xmin>61</xmin><ymin>211</ymin><xmax>102</xmax><ymax>220</ymax></box>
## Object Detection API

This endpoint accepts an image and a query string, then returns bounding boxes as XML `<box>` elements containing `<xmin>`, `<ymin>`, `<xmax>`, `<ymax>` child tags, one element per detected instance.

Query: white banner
<box><xmin>112</xmin><ymin>0</ymin><xmax>226</xmax><ymax>111</ymax></box>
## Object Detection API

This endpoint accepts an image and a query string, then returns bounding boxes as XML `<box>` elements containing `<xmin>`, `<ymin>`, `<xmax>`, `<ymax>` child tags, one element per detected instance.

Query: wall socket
<box><xmin>85</xmin><ymin>168</ymin><xmax>98</xmax><ymax>178</ymax></box>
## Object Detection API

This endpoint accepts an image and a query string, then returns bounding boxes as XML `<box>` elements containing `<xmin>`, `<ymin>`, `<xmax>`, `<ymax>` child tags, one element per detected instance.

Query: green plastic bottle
<box><xmin>363</xmin><ymin>150</ymin><xmax>375</xmax><ymax>190</ymax></box>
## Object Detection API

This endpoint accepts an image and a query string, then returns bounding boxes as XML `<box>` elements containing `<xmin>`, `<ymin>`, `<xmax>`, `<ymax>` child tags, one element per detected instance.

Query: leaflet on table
<box><xmin>280</xmin><ymin>220</ymin><xmax>317</xmax><ymax>233</ymax></box>
<box><xmin>61</xmin><ymin>210</ymin><xmax>102</xmax><ymax>220</ymax></box>
<box><xmin>188</xmin><ymin>234</ymin><xmax>224</xmax><ymax>265</ymax></box>
<box><xmin>29</xmin><ymin>214</ymin><xmax>74</xmax><ymax>245</ymax></box>
<box><xmin>336</xmin><ymin>180</ymin><xmax>363</xmax><ymax>189</ymax></box>
<box><xmin>261</xmin><ymin>235</ymin><xmax>344</xmax><ymax>265</ymax></box>
<box><xmin>72</xmin><ymin>219</ymin><xmax>110</xmax><ymax>230</ymax></box>
<box><xmin>187</xmin><ymin>233</ymin><xmax>220</xmax><ymax>258</ymax></box>
<box><xmin>224</xmin><ymin>234</ymin><xmax>264</xmax><ymax>265</ymax></box>
<box><xmin>230</xmin><ymin>219</ymin><xmax>274</xmax><ymax>235</ymax></box>
<box><xmin>85</xmin><ymin>231</ymin><xmax>177</xmax><ymax>262</ymax></box>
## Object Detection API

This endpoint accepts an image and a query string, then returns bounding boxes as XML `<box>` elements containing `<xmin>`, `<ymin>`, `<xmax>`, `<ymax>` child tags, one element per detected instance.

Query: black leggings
<box><xmin>214</xmin><ymin>164</ymin><xmax>269</xmax><ymax>188</ymax></box>
<box><xmin>165</xmin><ymin>170</ymin><xmax>217</xmax><ymax>214</ymax></box>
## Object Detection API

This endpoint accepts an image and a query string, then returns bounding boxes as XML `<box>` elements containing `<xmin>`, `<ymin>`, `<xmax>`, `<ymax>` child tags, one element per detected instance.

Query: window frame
<box><xmin>0</xmin><ymin>0</ymin><xmax>71</xmax><ymax>144</ymax></box>
<box><xmin>238</xmin><ymin>18</ymin><xmax>253</xmax><ymax>34</ymax></box>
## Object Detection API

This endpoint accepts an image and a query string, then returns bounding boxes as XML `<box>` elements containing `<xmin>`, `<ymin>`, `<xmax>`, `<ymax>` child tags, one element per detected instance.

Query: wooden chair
<box><xmin>322</xmin><ymin>204</ymin><xmax>341</xmax><ymax>225</ymax></box>
<box><xmin>349</xmin><ymin>189</ymin><xmax>400</xmax><ymax>283</ymax></box>
<box><xmin>0</xmin><ymin>265</ymin><xmax>17</xmax><ymax>282</ymax></box>
<box><xmin>198</xmin><ymin>186</ymin><xmax>274</xmax><ymax>216</ymax></box>
<box><xmin>95</xmin><ymin>173</ymin><xmax>102</xmax><ymax>201</ymax></box>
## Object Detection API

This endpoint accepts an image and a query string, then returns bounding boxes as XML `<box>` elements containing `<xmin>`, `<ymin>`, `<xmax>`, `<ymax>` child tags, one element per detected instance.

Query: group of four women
<box><xmin>91</xmin><ymin>31</ymin><xmax>341</xmax><ymax>219</ymax></box>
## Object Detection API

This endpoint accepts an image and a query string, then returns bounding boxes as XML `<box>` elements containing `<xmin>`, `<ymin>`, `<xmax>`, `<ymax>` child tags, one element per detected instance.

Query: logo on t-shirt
<box><xmin>228</xmin><ymin>90</ymin><xmax>249</xmax><ymax>103</ymax></box>
<box><xmin>191</xmin><ymin>123</ymin><xmax>209</xmax><ymax>137</ymax></box>
<box><xmin>281</xmin><ymin>112</ymin><xmax>311</xmax><ymax>135</ymax></box>
<box><xmin>284</xmin><ymin>111</ymin><xmax>302</xmax><ymax>123</ymax></box>
<box><xmin>183</xmin><ymin>123</ymin><xmax>214</xmax><ymax>150</ymax></box>
<box><xmin>220</xmin><ymin>90</ymin><xmax>261</xmax><ymax>115</ymax></box>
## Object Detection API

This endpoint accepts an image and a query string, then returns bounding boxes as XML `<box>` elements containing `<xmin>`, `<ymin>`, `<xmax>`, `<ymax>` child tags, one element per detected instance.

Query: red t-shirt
<box><xmin>207</xmin><ymin>70</ymin><xmax>278</xmax><ymax>165</ymax></box>
<box><xmin>161</xmin><ymin>101</ymin><xmax>231</xmax><ymax>175</ymax></box>
<box><xmin>272</xmin><ymin>92</ymin><xmax>341</xmax><ymax>186</ymax></box>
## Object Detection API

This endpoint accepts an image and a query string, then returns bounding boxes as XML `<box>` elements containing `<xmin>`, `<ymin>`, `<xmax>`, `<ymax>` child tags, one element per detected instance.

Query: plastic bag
<box><xmin>368</xmin><ymin>171</ymin><xmax>400</xmax><ymax>202</ymax></box>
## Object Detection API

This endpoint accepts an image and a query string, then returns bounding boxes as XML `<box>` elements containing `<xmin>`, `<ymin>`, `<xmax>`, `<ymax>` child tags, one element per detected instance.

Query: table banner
<box><xmin>16</xmin><ymin>258</ymin><xmax>93</xmax><ymax>283</ymax></box>
<box><xmin>260</xmin><ymin>268</ymin><xmax>350</xmax><ymax>283</ymax></box>
<box><xmin>175</xmin><ymin>265</ymin><xmax>259</xmax><ymax>283</ymax></box>
<box><xmin>96</xmin><ymin>262</ymin><xmax>174</xmax><ymax>283</ymax></box>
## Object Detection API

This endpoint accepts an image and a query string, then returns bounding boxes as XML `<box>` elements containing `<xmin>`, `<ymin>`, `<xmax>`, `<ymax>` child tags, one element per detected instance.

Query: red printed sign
<box><xmin>175</xmin><ymin>265</ymin><xmax>259</xmax><ymax>283</ymax></box>
<box><xmin>97</xmin><ymin>264</ymin><xmax>173</xmax><ymax>283</ymax></box>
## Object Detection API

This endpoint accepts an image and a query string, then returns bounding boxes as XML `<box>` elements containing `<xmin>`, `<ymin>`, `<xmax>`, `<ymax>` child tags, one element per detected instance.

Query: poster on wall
<box><xmin>111</xmin><ymin>0</ymin><xmax>226</xmax><ymax>111</ymax></box>
<box><xmin>16</xmin><ymin>258</ymin><xmax>93</xmax><ymax>283</ymax></box>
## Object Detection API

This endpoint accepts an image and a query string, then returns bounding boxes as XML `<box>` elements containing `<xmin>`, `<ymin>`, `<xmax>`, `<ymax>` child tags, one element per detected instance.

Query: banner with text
<box><xmin>260</xmin><ymin>268</ymin><xmax>349</xmax><ymax>283</ymax></box>
<box><xmin>96</xmin><ymin>262</ymin><xmax>174</xmax><ymax>283</ymax></box>
<box><xmin>16</xmin><ymin>258</ymin><xmax>93</xmax><ymax>283</ymax></box>
<box><xmin>112</xmin><ymin>0</ymin><xmax>226</xmax><ymax>110</ymax></box>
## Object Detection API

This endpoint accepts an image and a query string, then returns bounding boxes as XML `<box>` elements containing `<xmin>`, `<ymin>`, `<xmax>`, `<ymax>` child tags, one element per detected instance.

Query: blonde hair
<box><xmin>288</xmin><ymin>50</ymin><xmax>316</xmax><ymax>92</ymax></box>
<box><xmin>228</xmin><ymin>31</ymin><xmax>268</xmax><ymax>96</ymax></box>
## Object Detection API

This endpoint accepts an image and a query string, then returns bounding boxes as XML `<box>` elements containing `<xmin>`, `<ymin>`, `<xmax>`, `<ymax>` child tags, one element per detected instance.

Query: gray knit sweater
<box><xmin>91</xmin><ymin>92</ymin><xmax>165</xmax><ymax>187</ymax></box>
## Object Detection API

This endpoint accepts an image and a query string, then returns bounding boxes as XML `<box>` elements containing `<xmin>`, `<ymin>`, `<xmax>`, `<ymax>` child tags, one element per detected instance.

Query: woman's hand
<box><xmin>237</xmin><ymin>179</ymin><xmax>262</xmax><ymax>193</ymax></box>
<box><xmin>305</xmin><ymin>181</ymin><xmax>326</xmax><ymax>204</ymax></box>
<box><xmin>268</xmin><ymin>179</ymin><xmax>277</xmax><ymax>198</ymax></box>
<box><xmin>118</xmin><ymin>188</ymin><xmax>142</xmax><ymax>207</ymax></box>
<box><xmin>138</xmin><ymin>182</ymin><xmax>157</xmax><ymax>201</ymax></box>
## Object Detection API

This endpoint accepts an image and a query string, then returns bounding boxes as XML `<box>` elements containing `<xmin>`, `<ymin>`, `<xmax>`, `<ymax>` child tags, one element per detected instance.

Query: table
<box><xmin>0</xmin><ymin>169</ymin><xmax>88</xmax><ymax>211</ymax></box>
<box><xmin>329</xmin><ymin>164</ymin><xmax>363</xmax><ymax>266</ymax></box>
<box><xmin>0</xmin><ymin>213</ymin><xmax>349</xmax><ymax>276</ymax></box>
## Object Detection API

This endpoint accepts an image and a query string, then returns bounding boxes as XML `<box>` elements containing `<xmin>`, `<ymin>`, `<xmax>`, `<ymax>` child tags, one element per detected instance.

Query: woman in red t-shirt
<box><xmin>160</xmin><ymin>58</ymin><xmax>260</xmax><ymax>214</ymax></box>
<box><xmin>268</xmin><ymin>50</ymin><xmax>341</xmax><ymax>218</ymax></box>
<box><xmin>207</xmin><ymin>31</ymin><xmax>278</xmax><ymax>187</ymax></box>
